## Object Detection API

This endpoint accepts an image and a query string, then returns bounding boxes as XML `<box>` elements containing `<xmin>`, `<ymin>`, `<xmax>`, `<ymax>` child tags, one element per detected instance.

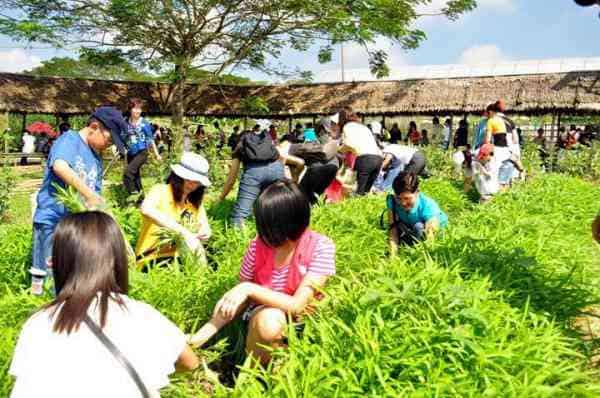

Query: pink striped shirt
<box><xmin>239</xmin><ymin>235</ymin><xmax>336</xmax><ymax>293</ymax></box>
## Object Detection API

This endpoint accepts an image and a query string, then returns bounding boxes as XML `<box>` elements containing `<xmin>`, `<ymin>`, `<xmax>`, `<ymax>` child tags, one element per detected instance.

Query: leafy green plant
<box><xmin>0</xmin><ymin>162</ymin><xmax>13</xmax><ymax>220</ymax></box>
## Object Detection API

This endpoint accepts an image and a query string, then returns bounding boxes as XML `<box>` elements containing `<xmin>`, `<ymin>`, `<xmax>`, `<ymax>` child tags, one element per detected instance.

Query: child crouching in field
<box><xmin>189</xmin><ymin>180</ymin><xmax>336</xmax><ymax>364</ymax></box>
<box><xmin>473</xmin><ymin>144</ymin><xmax>500</xmax><ymax>203</ymax></box>
<box><xmin>387</xmin><ymin>172</ymin><xmax>448</xmax><ymax>255</ymax></box>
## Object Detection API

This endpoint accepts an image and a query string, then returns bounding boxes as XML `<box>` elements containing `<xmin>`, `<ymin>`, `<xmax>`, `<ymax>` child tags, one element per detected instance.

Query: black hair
<box><xmin>393</xmin><ymin>172</ymin><xmax>420</xmax><ymax>195</ymax></box>
<box><xmin>433</xmin><ymin>116</ymin><xmax>440</xmax><ymax>124</ymax></box>
<box><xmin>233</xmin><ymin>126</ymin><xmax>240</xmax><ymax>132</ymax></box>
<box><xmin>409</xmin><ymin>121</ymin><xmax>417</xmax><ymax>131</ymax></box>
<box><xmin>307</xmin><ymin>122</ymin><xmax>313</xmax><ymax>128</ymax></box>
<box><xmin>254</xmin><ymin>180</ymin><xmax>310</xmax><ymax>248</ymax></box>
<box><xmin>166</xmin><ymin>172</ymin><xmax>206</xmax><ymax>209</ymax></box>
<box><xmin>48</xmin><ymin>211</ymin><xmax>128</xmax><ymax>334</ymax></box>
<box><xmin>59</xmin><ymin>122</ymin><xmax>71</xmax><ymax>134</ymax></box>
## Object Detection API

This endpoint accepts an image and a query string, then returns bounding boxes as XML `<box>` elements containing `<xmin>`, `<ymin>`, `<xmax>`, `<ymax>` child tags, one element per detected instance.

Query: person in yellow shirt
<box><xmin>136</xmin><ymin>152</ymin><xmax>212</xmax><ymax>269</ymax></box>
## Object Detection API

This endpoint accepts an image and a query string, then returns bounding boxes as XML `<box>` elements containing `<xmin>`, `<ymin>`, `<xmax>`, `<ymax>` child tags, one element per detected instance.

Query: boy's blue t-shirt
<box><xmin>387</xmin><ymin>193</ymin><xmax>448</xmax><ymax>228</ymax></box>
<box><xmin>125</xmin><ymin>118</ymin><xmax>154</xmax><ymax>156</ymax></box>
<box><xmin>33</xmin><ymin>130</ymin><xmax>103</xmax><ymax>227</ymax></box>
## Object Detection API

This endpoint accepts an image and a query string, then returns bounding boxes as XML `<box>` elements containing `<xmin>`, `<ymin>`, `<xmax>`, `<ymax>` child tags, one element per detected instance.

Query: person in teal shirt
<box><xmin>386</xmin><ymin>171</ymin><xmax>448</xmax><ymax>254</ymax></box>
<box><xmin>303</xmin><ymin>123</ymin><xmax>318</xmax><ymax>142</ymax></box>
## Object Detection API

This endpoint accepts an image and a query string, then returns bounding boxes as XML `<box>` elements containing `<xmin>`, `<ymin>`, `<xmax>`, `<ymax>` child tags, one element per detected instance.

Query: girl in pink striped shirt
<box><xmin>189</xmin><ymin>180</ymin><xmax>335</xmax><ymax>364</ymax></box>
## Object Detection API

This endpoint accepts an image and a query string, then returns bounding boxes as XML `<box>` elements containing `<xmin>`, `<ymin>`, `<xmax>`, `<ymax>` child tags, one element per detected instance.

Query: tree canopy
<box><xmin>1</xmin><ymin>0</ymin><xmax>477</xmax><ymax>140</ymax></box>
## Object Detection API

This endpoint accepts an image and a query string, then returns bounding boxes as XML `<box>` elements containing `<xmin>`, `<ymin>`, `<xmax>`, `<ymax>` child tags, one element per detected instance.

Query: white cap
<box><xmin>170</xmin><ymin>152</ymin><xmax>211</xmax><ymax>187</ymax></box>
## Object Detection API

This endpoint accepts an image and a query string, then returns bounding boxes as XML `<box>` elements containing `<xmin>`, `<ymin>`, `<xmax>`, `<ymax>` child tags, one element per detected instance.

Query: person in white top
<box><xmin>9</xmin><ymin>211</ymin><xmax>199</xmax><ymax>398</ymax></box>
<box><xmin>473</xmin><ymin>144</ymin><xmax>500</xmax><ymax>203</ymax></box>
<box><xmin>373</xmin><ymin>144</ymin><xmax>429</xmax><ymax>192</ymax></box>
<box><xmin>337</xmin><ymin>108</ymin><xmax>383</xmax><ymax>195</ymax></box>
<box><xmin>20</xmin><ymin>131</ymin><xmax>37</xmax><ymax>165</ymax></box>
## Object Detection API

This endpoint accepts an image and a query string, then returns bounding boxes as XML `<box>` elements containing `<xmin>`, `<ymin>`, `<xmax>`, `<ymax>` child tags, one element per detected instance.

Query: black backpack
<box><xmin>291</xmin><ymin>140</ymin><xmax>338</xmax><ymax>166</ymax></box>
<box><xmin>239</xmin><ymin>132</ymin><xmax>278</xmax><ymax>163</ymax></box>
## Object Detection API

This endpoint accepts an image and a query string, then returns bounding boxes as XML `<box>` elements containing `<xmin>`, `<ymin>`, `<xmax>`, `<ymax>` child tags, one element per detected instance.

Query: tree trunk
<box><xmin>171</xmin><ymin>61</ymin><xmax>191</xmax><ymax>154</ymax></box>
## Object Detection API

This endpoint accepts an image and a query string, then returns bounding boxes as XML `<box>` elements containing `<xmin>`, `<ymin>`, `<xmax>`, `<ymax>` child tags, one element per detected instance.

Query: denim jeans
<box><xmin>32</xmin><ymin>222</ymin><xmax>56</xmax><ymax>276</ymax></box>
<box><xmin>374</xmin><ymin>164</ymin><xmax>403</xmax><ymax>192</ymax></box>
<box><xmin>231</xmin><ymin>161</ymin><xmax>285</xmax><ymax>226</ymax></box>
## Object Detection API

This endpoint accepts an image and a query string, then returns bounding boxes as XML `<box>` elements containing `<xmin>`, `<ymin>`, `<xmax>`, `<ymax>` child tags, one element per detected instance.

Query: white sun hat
<box><xmin>330</xmin><ymin>113</ymin><xmax>340</xmax><ymax>125</ymax></box>
<box><xmin>171</xmin><ymin>152</ymin><xmax>211</xmax><ymax>187</ymax></box>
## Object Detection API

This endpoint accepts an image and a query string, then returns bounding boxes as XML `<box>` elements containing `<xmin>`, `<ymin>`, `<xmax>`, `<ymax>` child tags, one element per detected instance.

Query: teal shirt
<box><xmin>387</xmin><ymin>193</ymin><xmax>448</xmax><ymax>228</ymax></box>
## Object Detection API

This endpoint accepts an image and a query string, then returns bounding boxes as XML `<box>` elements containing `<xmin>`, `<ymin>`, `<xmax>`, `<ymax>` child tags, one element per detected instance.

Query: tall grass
<box><xmin>0</xmin><ymin>149</ymin><xmax>599</xmax><ymax>396</ymax></box>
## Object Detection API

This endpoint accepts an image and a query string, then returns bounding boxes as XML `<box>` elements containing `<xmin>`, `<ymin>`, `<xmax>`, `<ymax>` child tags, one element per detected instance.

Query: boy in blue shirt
<box><xmin>30</xmin><ymin>106</ymin><xmax>127</xmax><ymax>295</ymax></box>
<box><xmin>387</xmin><ymin>171</ymin><xmax>448</xmax><ymax>254</ymax></box>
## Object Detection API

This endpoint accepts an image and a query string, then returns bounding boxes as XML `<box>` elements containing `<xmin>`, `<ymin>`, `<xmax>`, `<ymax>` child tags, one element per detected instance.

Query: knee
<box><xmin>252</xmin><ymin>309</ymin><xmax>286</xmax><ymax>343</ymax></box>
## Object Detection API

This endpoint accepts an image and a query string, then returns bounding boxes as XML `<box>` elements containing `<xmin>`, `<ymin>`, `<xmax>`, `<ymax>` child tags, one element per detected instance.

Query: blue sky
<box><xmin>0</xmin><ymin>0</ymin><xmax>599</xmax><ymax>82</ymax></box>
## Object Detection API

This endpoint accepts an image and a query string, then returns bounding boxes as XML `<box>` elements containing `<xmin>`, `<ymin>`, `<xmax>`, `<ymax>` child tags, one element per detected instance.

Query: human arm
<box><xmin>381</xmin><ymin>154</ymin><xmax>393</xmax><ymax>170</ymax></box>
<box><xmin>424</xmin><ymin>217</ymin><xmax>440</xmax><ymax>239</ymax></box>
<box><xmin>175</xmin><ymin>345</ymin><xmax>200</xmax><ymax>372</ymax></box>
<box><xmin>388</xmin><ymin>209</ymin><xmax>398</xmax><ymax>257</ymax></box>
<box><xmin>150</xmin><ymin>141</ymin><xmax>162</xmax><ymax>161</ymax></box>
<box><xmin>53</xmin><ymin>159</ymin><xmax>103</xmax><ymax>208</ymax></box>
<box><xmin>219</xmin><ymin>158</ymin><xmax>241</xmax><ymax>201</ymax></box>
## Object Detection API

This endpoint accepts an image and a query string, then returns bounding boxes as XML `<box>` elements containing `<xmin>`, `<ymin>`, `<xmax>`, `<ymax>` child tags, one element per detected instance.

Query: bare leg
<box><xmin>245</xmin><ymin>307</ymin><xmax>287</xmax><ymax>365</ymax></box>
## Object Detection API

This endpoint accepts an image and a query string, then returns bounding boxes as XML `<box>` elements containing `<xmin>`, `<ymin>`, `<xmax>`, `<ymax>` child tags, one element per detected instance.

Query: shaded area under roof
<box><xmin>0</xmin><ymin>71</ymin><xmax>599</xmax><ymax>117</ymax></box>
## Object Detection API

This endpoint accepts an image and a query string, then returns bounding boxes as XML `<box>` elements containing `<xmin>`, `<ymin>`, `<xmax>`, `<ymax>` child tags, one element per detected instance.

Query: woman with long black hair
<box><xmin>10</xmin><ymin>212</ymin><xmax>198</xmax><ymax>397</ymax></box>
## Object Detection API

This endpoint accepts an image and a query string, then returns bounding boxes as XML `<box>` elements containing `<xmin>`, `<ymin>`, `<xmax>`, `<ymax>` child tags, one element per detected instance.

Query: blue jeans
<box><xmin>498</xmin><ymin>160</ymin><xmax>515</xmax><ymax>185</ymax></box>
<box><xmin>231</xmin><ymin>161</ymin><xmax>285</xmax><ymax>227</ymax></box>
<box><xmin>413</xmin><ymin>222</ymin><xmax>426</xmax><ymax>240</ymax></box>
<box><xmin>374</xmin><ymin>164</ymin><xmax>403</xmax><ymax>192</ymax></box>
<box><xmin>32</xmin><ymin>222</ymin><xmax>56</xmax><ymax>276</ymax></box>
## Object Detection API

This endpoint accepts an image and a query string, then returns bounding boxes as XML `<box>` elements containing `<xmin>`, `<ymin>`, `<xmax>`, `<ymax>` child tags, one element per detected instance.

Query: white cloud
<box><xmin>459</xmin><ymin>44</ymin><xmax>508</xmax><ymax>65</ymax></box>
<box><xmin>0</xmin><ymin>49</ymin><xmax>42</xmax><ymax>72</ymax></box>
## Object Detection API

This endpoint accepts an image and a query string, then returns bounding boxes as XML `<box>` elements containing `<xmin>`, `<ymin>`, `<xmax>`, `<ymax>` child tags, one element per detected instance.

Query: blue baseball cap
<box><xmin>91</xmin><ymin>106</ymin><xmax>128</xmax><ymax>154</ymax></box>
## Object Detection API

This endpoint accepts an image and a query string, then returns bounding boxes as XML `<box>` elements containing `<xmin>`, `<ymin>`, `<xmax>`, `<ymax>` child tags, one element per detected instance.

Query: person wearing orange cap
<box><xmin>473</xmin><ymin>143</ymin><xmax>500</xmax><ymax>203</ymax></box>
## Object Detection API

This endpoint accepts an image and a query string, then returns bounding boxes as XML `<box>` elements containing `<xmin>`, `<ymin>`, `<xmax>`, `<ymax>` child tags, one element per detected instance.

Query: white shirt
<box><xmin>442</xmin><ymin>126</ymin><xmax>451</xmax><ymax>143</ymax></box>
<box><xmin>22</xmin><ymin>134</ymin><xmax>36</xmax><ymax>154</ymax></box>
<box><xmin>10</xmin><ymin>295</ymin><xmax>186</xmax><ymax>398</ymax></box>
<box><xmin>382</xmin><ymin>144</ymin><xmax>417</xmax><ymax>165</ymax></box>
<box><xmin>342</xmin><ymin>122</ymin><xmax>381</xmax><ymax>157</ymax></box>
<box><xmin>473</xmin><ymin>158</ymin><xmax>500</xmax><ymax>196</ymax></box>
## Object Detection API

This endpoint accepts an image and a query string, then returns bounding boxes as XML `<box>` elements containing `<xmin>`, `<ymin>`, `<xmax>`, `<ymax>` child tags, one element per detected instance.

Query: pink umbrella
<box><xmin>26</xmin><ymin>122</ymin><xmax>58</xmax><ymax>138</ymax></box>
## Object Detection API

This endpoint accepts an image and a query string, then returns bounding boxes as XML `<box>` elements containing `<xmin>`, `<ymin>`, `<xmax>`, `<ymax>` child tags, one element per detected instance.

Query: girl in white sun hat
<box><xmin>135</xmin><ymin>152</ymin><xmax>212</xmax><ymax>269</ymax></box>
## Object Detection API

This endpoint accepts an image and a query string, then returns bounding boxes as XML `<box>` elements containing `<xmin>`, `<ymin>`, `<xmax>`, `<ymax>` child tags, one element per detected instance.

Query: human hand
<box><xmin>156</xmin><ymin>154</ymin><xmax>163</xmax><ymax>162</ymax></box>
<box><xmin>197</xmin><ymin>229</ymin><xmax>211</xmax><ymax>241</ymax></box>
<box><xmin>182</xmin><ymin>231</ymin><xmax>201</xmax><ymax>252</ymax></box>
<box><xmin>85</xmin><ymin>195</ymin><xmax>104</xmax><ymax>209</ymax></box>
<box><xmin>214</xmin><ymin>283</ymin><xmax>251</xmax><ymax>321</ymax></box>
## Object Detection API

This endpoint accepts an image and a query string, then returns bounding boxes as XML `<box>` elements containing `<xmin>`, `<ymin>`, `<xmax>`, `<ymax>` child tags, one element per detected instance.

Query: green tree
<box><xmin>0</xmin><ymin>0</ymin><xmax>477</xmax><ymax>147</ymax></box>
<box><xmin>26</xmin><ymin>56</ymin><xmax>155</xmax><ymax>81</ymax></box>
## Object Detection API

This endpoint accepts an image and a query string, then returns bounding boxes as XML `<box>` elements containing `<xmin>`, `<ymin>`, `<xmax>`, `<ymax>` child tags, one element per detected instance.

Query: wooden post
<box><xmin>381</xmin><ymin>115</ymin><xmax>386</xmax><ymax>129</ymax></box>
<box><xmin>288</xmin><ymin>117</ymin><xmax>293</xmax><ymax>134</ymax></box>
<box><xmin>21</xmin><ymin>113</ymin><xmax>26</xmax><ymax>133</ymax></box>
<box><xmin>312</xmin><ymin>115</ymin><xmax>316</xmax><ymax>126</ymax></box>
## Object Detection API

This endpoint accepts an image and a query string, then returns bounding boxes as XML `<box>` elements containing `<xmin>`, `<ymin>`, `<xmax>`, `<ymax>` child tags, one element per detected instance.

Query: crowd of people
<box><xmin>7</xmin><ymin>97</ymin><xmax>599</xmax><ymax>397</ymax></box>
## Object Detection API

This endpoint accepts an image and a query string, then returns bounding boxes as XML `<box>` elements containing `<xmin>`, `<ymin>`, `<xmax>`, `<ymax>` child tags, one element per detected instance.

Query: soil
<box><xmin>573</xmin><ymin>305</ymin><xmax>600</xmax><ymax>367</ymax></box>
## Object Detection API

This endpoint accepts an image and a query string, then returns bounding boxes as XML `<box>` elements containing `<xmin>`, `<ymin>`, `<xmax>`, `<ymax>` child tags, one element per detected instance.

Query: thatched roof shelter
<box><xmin>0</xmin><ymin>71</ymin><xmax>599</xmax><ymax>117</ymax></box>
